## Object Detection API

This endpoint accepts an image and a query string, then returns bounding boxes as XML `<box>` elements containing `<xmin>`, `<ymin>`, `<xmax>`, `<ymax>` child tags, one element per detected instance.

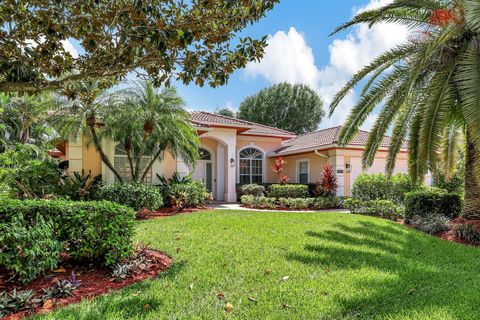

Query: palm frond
<box><xmin>441</xmin><ymin>120</ymin><xmax>461</xmax><ymax>180</ymax></box>
<box><xmin>464</xmin><ymin>0</ymin><xmax>480</xmax><ymax>32</ymax></box>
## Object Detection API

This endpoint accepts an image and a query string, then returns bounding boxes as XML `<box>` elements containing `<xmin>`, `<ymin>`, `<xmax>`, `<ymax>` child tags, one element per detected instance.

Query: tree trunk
<box><xmin>141</xmin><ymin>148</ymin><xmax>164</xmax><ymax>182</ymax></box>
<box><xmin>87</xmin><ymin>123</ymin><xmax>124</xmax><ymax>183</ymax></box>
<box><xmin>21</xmin><ymin>127</ymin><xmax>29</xmax><ymax>144</ymax></box>
<box><xmin>463</xmin><ymin>129</ymin><xmax>480</xmax><ymax>219</ymax></box>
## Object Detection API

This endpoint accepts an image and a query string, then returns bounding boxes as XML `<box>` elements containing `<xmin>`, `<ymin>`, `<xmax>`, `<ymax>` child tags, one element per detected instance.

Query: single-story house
<box><xmin>61</xmin><ymin>111</ymin><xmax>428</xmax><ymax>202</ymax></box>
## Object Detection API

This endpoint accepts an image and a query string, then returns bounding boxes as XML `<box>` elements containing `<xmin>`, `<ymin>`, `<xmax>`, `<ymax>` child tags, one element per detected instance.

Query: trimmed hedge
<box><xmin>344</xmin><ymin>198</ymin><xmax>400</xmax><ymax>220</ymax></box>
<box><xmin>95</xmin><ymin>183</ymin><xmax>163</xmax><ymax>211</ymax></box>
<box><xmin>267</xmin><ymin>184</ymin><xmax>309</xmax><ymax>198</ymax></box>
<box><xmin>352</xmin><ymin>173</ymin><xmax>418</xmax><ymax>204</ymax></box>
<box><xmin>241</xmin><ymin>195</ymin><xmax>276</xmax><ymax>209</ymax></box>
<box><xmin>166</xmin><ymin>181</ymin><xmax>213</xmax><ymax>208</ymax></box>
<box><xmin>0</xmin><ymin>199</ymin><xmax>135</xmax><ymax>283</ymax></box>
<box><xmin>312</xmin><ymin>196</ymin><xmax>345</xmax><ymax>210</ymax></box>
<box><xmin>404</xmin><ymin>190</ymin><xmax>462</xmax><ymax>222</ymax></box>
<box><xmin>241</xmin><ymin>184</ymin><xmax>265</xmax><ymax>196</ymax></box>
<box><xmin>241</xmin><ymin>195</ymin><xmax>344</xmax><ymax>210</ymax></box>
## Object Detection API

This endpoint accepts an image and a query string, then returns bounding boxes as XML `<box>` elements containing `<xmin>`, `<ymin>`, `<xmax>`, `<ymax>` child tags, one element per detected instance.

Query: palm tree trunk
<box><xmin>141</xmin><ymin>148</ymin><xmax>164</xmax><ymax>182</ymax></box>
<box><xmin>21</xmin><ymin>127</ymin><xmax>29</xmax><ymax>144</ymax></box>
<box><xmin>87</xmin><ymin>123</ymin><xmax>124</xmax><ymax>183</ymax></box>
<box><xmin>463</xmin><ymin>129</ymin><xmax>480</xmax><ymax>219</ymax></box>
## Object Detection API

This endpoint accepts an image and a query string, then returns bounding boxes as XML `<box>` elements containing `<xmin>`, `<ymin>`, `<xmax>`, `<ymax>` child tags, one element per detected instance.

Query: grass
<box><xmin>37</xmin><ymin>210</ymin><xmax>480</xmax><ymax>319</ymax></box>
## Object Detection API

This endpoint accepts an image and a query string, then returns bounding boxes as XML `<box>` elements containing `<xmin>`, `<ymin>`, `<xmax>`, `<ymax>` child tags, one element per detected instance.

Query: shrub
<box><xmin>344</xmin><ymin>198</ymin><xmax>400</xmax><ymax>220</ymax></box>
<box><xmin>241</xmin><ymin>184</ymin><xmax>266</xmax><ymax>196</ymax></box>
<box><xmin>95</xmin><ymin>182</ymin><xmax>163</xmax><ymax>210</ymax></box>
<box><xmin>411</xmin><ymin>215</ymin><xmax>451</xmax><ymax>234</ymax></box>
<box><xmin>0</xmin><ymin>289</ymin><xmax>41</xmax><ymax>317</ymax></box>
<box><xmin>241</xmin><ymin>195</ymin><xmax>276</xmax><ymax>209</ymax></box>
<box><xmin>277</xmin><ymin>197</ymin><xmax>313</xmax><ymax>209</ymax></box>
<box><xmin>0</xmin><ymin>145</ymin><xmax>62</xmax><ymax>199</ymax></box>
<box><xmin>454</xmin><ymin>223</ymin><xmax>480</xmax><ymax>245</ymax></box>
<box><xmin>0</xmin><ymin>199</ymin><xmax>135</xmax><ymax>268</ymax></box>
<box><xmin>312</xmin><ymin>196</ymin><xmax>344</xmax><ymax>210</ymax></box>
<box><xmin>314</xmin><ymin>164</ymin><xmax>337</xmax><ymax>197</ymax></box>
<box><xmin>0</xmin><ymin>214</ymin><xmax>62</xmax><ymax>284</ymax></box>
<box><xmin>351</xmin><ymin>173</ymin><xmax>418</xmax><ymax>204</ymax></box>
<box><xmin>268</xmin><ymin>184</ymin><xmax>309</xmax><ymax>198</ymax></box>
<box><xmin>60</xmin><ymin>170</ymin><xmax>102</xmax><ymax>201</ymax></box>
<box><xmin>404</xmin><ymin>190</ymin><xmax>463</xmax><ymax>222</ymax></box>
<box><xmin>169</xmin><ymin>181</ymin><xmax>212</xmax><ymax>208</ymax></box>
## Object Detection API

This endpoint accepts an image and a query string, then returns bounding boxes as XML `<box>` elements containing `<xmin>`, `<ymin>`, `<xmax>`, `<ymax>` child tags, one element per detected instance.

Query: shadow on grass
<box><xmin>287</xmin><ymin>220</ymin><xmax>480</xmax><ymax>318</ymax></box>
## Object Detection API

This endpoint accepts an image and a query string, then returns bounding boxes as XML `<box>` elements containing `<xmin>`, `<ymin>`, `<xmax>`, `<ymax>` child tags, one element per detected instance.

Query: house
<box><xmin>61</xmin><ymin>111</ymin><xmax>422</xmax><ymax>202</ymax></box>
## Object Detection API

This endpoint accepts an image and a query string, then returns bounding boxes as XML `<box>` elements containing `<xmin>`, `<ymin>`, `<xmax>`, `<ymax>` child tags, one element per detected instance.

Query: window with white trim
<box><xmin>239</xmin><ymin>147</ymin><xmax>263</xmax><ymax>184</ymax></box>
<box><xmin>114</xmin><ymin>144</ymin><xmax>152</xmax><ymax>183</ymax></box>
<box><xmin>298</xmin><ymin>160</ymin><xmax>309</xmax><ymax>184</ymax></box>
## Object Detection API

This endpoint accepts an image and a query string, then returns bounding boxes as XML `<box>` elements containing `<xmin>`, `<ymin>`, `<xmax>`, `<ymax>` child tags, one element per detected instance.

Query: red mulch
<box><xmin>399</xmin><ymin>217</ymin><xmax>480</xmax><ymax>246</ymax></box>
<box><xmin>1</xmin><ymin>249</ymin><xmax>172</xmax><ymax>320</ymax></box>
<box><xmin>141</xmin><ymin>206</ymin><xmax>210</xmax><ymax>219</ymax></box>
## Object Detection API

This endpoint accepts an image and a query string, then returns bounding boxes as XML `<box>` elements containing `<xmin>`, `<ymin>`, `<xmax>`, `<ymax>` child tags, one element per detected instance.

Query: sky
<box><xmin>65</xmin><ymin>0</ymin><xmax>409</xmax><ymax>130</ymax></box>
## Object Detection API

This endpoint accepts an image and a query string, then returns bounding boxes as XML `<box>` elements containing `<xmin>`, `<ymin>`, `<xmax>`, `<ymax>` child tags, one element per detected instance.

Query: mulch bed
<box><xmin>140</xmin><ymin>206</ymin><xmax>210</xmax><ymax>219</ymax></box>
<box><xmin>400</xmin><ymin>217</ymin><xmax>480</xmax><ymax>246</ymax></box>
<box><xmin>1</xmin><ymin>248</ymin><xmax>172</xmax><ymax>320</ymax></box>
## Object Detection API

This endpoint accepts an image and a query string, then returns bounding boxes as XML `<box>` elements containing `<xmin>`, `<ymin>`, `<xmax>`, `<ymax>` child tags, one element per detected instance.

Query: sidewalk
<box><xmin>207</xmin><ymin>202</ymin><xmax>350</xmax><ymax>213</ymax></box>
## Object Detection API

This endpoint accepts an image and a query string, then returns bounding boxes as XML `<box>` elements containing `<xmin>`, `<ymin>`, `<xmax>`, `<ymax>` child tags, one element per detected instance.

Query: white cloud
<box><xmin>61</xmin><ymin>39</ymin><xmax>79</xmax><ymax>58</ymax></box>
<box><xmin>243</xmin><ymin>0</ymin><xmax>408</xmax><ymax>130</ymax></box>
<box><xmin>245</xmin><ymin>27</ymin><xmax>318</xmax><ymax>88</ymax></box>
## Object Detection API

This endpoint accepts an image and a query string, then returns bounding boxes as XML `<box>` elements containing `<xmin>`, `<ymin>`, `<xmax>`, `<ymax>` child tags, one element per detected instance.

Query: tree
<box><xmin>272</xmin><ymin>156</ymin><xmax>288</xmax><ymax>184</ymax></box>
<box><xmin>50</xmin><ymin>80</ymin><xmax>198</xmax><ymax>183</ymax></box>
<box><xmin>329</xmin><ymin>0</ymin><xmax>480</xmax><ymax>218</ymax></box>
<box><xmin>102</xmin><ymin>81</ymin><xmax>199</xmax><ymax>182</ymax></box>
<box><xmin>0</xmin><ymin>93</ymin><xmax>53</xmax><ymax>152</ymax></box>
<box><xmin>215</xmin><ymin>108</ymin><xmax>236</xmax><ymax>118</ymax></box>
<box><xmin>0</xmin><ymin>0</ymin><xmax>278</xmax><ymax>93</ymax></box>
<box><xmin>237</xmin><ymin>83</ymin><xmax>324</xmax><ymax>134</ymax></box>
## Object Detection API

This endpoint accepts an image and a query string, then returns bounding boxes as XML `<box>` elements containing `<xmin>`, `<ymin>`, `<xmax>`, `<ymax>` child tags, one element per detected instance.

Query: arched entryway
<box><xmin>192</xmin><ymin>147</ymin><xmax>213</xmax><ymax>193</ymax></box>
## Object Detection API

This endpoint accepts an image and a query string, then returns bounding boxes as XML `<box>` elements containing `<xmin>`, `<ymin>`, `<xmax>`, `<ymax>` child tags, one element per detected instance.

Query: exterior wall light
<box><xmin>230</xmin><ymin>158</ymin><xmax>235</xmax><ymax>167</ymax></box>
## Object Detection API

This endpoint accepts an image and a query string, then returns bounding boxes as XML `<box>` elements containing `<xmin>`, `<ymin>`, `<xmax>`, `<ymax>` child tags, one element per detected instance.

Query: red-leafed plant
<box><xmin>272</xmin><ymin>156</ymin><xmax>289</xmax><ymax>185</ymax></box>
<box><xmin>315</xmin><ymin>164</ymin><xmax>337</xmax><ymax>197</ymax></box>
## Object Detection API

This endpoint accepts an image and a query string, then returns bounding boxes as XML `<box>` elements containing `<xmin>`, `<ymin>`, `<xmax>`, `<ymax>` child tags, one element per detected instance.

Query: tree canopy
<box><xmin>0</xmin><ymin>0</ymin><xmax>278</xmax><ymax>93</ymax></box>
<box><xmin>215</xmin><ymin>108</ymin><xmax>236</xmax><ymax>118</ymax></box>
<box><xmin>329</xmin><ymin>0</ymin><xmax>480</xmax><ymax>217</ymax></box>
<box><xmin>237</xmin><ymin>83</ymin><xmax>324</xmax><ymax>134</ymax></box>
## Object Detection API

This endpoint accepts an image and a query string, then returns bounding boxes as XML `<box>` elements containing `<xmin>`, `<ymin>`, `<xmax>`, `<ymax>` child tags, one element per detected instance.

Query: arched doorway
<box><xmin>193</xmin><ymin>147</ymin><xmax>213</xmax><ymax>193</ymax></box>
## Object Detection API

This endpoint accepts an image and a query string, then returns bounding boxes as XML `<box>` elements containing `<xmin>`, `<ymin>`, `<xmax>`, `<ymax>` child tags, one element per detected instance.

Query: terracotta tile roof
<box><xmin>190</xmin><ymin>111</ymin><xmax>296</xmax><ymax>138</ymax></box>
<box><xmin>270</xmin><ymin>126</ymin><xmax>408</xmax><ymax>156</ymax></box>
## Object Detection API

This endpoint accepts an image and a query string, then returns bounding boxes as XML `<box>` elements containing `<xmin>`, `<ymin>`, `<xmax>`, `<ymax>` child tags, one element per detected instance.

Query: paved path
<box><xmin>207</xmin><ymin>202</ymin><xmax>350</xmax><ymax>213</ymax></box>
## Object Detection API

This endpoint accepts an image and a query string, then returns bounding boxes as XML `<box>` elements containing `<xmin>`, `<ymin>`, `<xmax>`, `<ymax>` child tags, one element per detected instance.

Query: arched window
<box><xmin>113</xmin><ymin>144</ymin><xmax>152</xmax><ymax>182</ymax></box>
<box><xmin>198</xmin><ymin>147</ymin><xmax>211</xmax><ymax>160</ymax></box>
<box><xmin>239</xmin><ymin>147</ymin><xmax>263</xmax><ymax>184</ymax></box>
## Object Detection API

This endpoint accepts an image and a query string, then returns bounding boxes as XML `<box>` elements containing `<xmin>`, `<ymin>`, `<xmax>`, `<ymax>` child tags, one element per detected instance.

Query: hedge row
<box><xmin>404</xmin><ymin>190</ymin><xmax>462</xmax><ymax>222</ymax></box>
<box><xmin>240</xmin><ymin>195</ymin><xmax>344</xmax><ymax>210</ymax></box>
<box><xmin>0</xmin><ymin>199</ymin><xmax>135</xmax><ymax>283</ymax></box>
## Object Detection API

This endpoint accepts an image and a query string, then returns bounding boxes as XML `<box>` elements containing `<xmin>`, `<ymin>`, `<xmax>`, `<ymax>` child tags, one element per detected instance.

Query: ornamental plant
<box><xmin>315</xmin><ymin>164</ymin><xmax>337</xmax><ymax>197</ymax></box>
<box><xmin>272</xmin><ymin>156</ymin><xmax>288</xmax><ymax>185</ymax></box>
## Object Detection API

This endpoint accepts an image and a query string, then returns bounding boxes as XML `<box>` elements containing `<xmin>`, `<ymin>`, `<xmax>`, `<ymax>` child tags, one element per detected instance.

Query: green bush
<box><xmin>60</xmin><ymin>170</ymin><xmax>102</xmax><ymax>201</ymax></box>
<box><xmin>0</xmin><ymin>145</ymin><xmax>62</xmax><ymax>199</ymax></box>
<box><xmin>411</xmin><ymin>214</ymin><xmax>451</xmax><ymax>234</ymax></box>
<box><xmin>240</xmin><ymin>195</ymin><xmax>276</xmax><ymax>209</ymax></box>
<box><xmin>278</xmin><ymin>197</ymin><xmax>313</xmax><ymax>209</ymax></box>
<box><xmin>454</xmin><ymin>223</ymin><xmax>480</xmax><ymax>245</ymax></box>
<box><xmin>95</xmin><ymin>182</ymin><xmax>163</xmax><ymax>210</ymax></box>
<box><xmin>0</xmin><ymin>214</ymin><xmax>62</xmax><ymax>284</ymax></box>
<box><xmin>351</xmin><ymin>173</ymin><xmax>418</xmax><ymax>204</ymax></box>
<box><xmin>344</xmin><ymin>198</ymin><xmax>400</xmax><ymax>220</ymax></box>
<box><xmin>268</xmin><ymin>184</ymin><xmax>309</xmax><ymax>198</ymax></box>
<box><xmin>168</xmin><ymin>181</ymin><xmax>212</xmax><ymax>208</ymax></box>
<box><xmin>312</xmin><ymin>196</ymin><xmax>345</xmax><ymax>210</ymax></box>
<box><xmin>404</xmin><ymin>190</ymin><xmax>463</xmax><ymax>222</ymax></box>
<box><xmin>241</xmin><ymin>184</ymin><xmax>265</xmax><ymax>196</ymax></box>
<box><xmin>0</xmin><ymin>199</ymin><xmax>135</xmax><ymax>268</ymax></box>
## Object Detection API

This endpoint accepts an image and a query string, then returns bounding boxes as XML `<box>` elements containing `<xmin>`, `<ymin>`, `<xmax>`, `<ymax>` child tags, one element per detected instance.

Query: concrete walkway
<box><xmin>207</xmin><ymin>202</ymin><xmax>350</xmax><ymax>213</ymax></box>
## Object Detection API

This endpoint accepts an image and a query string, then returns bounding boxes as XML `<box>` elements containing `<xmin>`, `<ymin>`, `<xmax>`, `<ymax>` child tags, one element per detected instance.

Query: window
<box><xmin>298</xmin><ymin>160</ymin><xmax>309</xmax><ymax>184</ymax></box>
<box><xmin>239</xmin><ymin>147</ymin><xmax>263</xmax><ymax>184</ymax></box>
<box><xmin>198</xmin><ymin>148</ymin><xmax>211</xmax><ymax>160</ymax></box>
<box><xmin>113</xmin><ymin>144</ymin><xmax>152</xmax><ymax>183</ymax></box>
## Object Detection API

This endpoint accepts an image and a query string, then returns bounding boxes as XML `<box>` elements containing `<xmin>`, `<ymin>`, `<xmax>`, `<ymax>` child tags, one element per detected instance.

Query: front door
<box><xmin>193</xmin><ymin>147</ymin><xmax>213</xmax><ymax>193</ymax></box>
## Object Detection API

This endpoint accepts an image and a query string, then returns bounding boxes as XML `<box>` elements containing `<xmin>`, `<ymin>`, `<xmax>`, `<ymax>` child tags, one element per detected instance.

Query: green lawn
<box><xmin>38</xmin><ymin>210</ymin><xmax>480</xmax><ymax>319</ymax></box>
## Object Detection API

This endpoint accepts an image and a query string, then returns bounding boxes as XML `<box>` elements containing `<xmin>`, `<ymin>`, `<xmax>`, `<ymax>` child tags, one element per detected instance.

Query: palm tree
<box><xmin>0</xmin><ymin>93</ymin><xmax>52</xmax><ymax>152</ymax></box>
<box><xmin>104</xmin><ymin>81</ymin><xmax>199</xmax><ymax>182</ymax></box>
<box><xmin>329</xmin><ymin>0</ymin><xmax>480</xmax><ymax>218</ymax></box>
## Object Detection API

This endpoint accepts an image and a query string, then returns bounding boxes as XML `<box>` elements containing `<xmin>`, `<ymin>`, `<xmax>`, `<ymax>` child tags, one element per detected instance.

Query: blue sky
<box><xmin>170</xmin><ymin>0</ymin><xmax>409</xmax><ymax>129</ymax></box>
<box><xmin>64</xmin><ymin>0</ymin><xmax>407</xmax><ymax>129</ymax></box>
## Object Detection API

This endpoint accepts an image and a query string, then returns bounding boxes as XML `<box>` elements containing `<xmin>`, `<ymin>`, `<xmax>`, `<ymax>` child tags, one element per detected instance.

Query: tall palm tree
<box><xmin>104</xmin><ymin>81</ymin><xmax>199</xmax><ymax>182</ymax></box>
<box><xmin>329</xmin><ymin>0</ymin><xmax>480</xmax><ymax>218</ymax></box>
